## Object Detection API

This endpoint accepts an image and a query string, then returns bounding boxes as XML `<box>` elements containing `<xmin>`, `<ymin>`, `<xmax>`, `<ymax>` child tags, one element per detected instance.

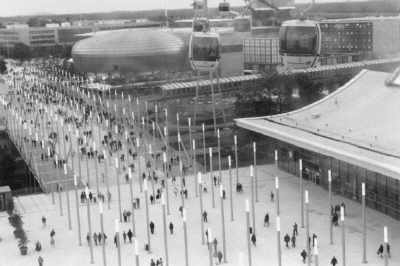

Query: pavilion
<box><xmin>236</xmin><ymin>69</ymin><xmax>400</xmax><ymax>220</ymax></box>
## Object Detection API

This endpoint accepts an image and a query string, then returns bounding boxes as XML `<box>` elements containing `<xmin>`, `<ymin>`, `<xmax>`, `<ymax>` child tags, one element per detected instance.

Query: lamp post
<box><xmin>128</xmin><ymin>168</ymin><xmax>136</xmax><ymax>237</ymax></box>
<box><xmin>299</xmin><ymin>159</ymin><xmax>304</xmax><ymax>228</ymax></box>
<box><xmin>137</xmin><ymin>138</ymin><xmax>143</xmax><ymax>192</ymax></box>
<box><xmin>220</xmin><ymin>185</ymin><xmax>227</xmax><ymax>262</ymax></box>
<box><xmin>144</xmin><ymin>179</ymin><xmax>151</xmax><ymax>252</ymax></box>
<box><xmin>275</xmin><ymin>176</ymin><xmax>280</xmax><ymax>216</ymax></box>
<box><xmin>86</xmin><ymin>186</ymin><xmax>94</xmax><ymax>264</ymax></box>
<box><xmin>253</xmin><ymin>142</ymin><xmax>258</xmax><ymax>202</ymax></box>
<box><xmin>193</xmin><ymin>139</ymin><xmax>198</xmax><ymax>197</ymax></box>
<box><xmin>73</xmin><ymin>174</ymin><xmax>82</xmax><ymax>246</ymax></box>
<box><xmin>208</xmin><ymin>228</ymin><xmax>213</xmax><ymax>266</ymax></box>
<box><xmin>277</xmin><ymin>216</ymin><xmax>281</xmax><ymax>266</ymax></box>
<box><xmin>183</xmin><ymin>208</ymin><xmax>189</xmax><ymax>266</ymax></box>
<box><xmin>161</xmin><ymin>194</ymin><xmax>169</xmax><ymax>266</ymax></box>
<box><xmin>179</xmin><ymin>160</ymin><xmax>185</xmax><ymax>207</ymax></box>
<box><xmin>134</xmin><ymin>238</ymin><xmax>140</xmax><ymax>266</ymax></box>
<box><xmin>93</xmin><ymin>141</ymin><xmax>100</xmax><ymax>194</ymax></box>
<box><xmin>198</xmin><ymin>172</ymin><xmax>205</xmax><ymax>245</ymax></box>
<box><xmin>362</xmin><ymin>182</ymin><xmax>367</xmax><ymax>263</ymax></box>
<box><xmin>328</xmin><ymin>169</ymin><xmax>333</xmax><ymax>244</ymax></box>
<box><xmin>163</xmin><ymin>152</ymin><xmax>170</xmax><ymax>215</ymax></box>
<box><xmin>103</xmin><ymin>150</ymin><xmax>111</xmax><ymax>210</ymax></box>
<box><xmin>99</xmin><ymin>201</ymin><xmax>107</xmax><ymax>266</ymax></box>
<box><xmin>115</xmin><ymin>157</ymin><xmax>123</xmax><ymax>222</ymax></box>
<box><xmin>188</xmin><ymin>117</ymin><xmax>192</xmax><ymax>161</ymax></box>
<box><xmin>384</xmin><ymin>226</ymin><xmax>389</xmax><ymax>266</ymax></box>
<box><xmin>115</xmin><ymin>219</ymin><xmax>122</xmax><ymax>266</ymax></box>
<box><xmin>209</xmin><ymin>147</ymin><xmax>215</xmax><ymax>208</ymax></box>
<box><xmin>217</xmin><ymin>129</ymin><xmax>222</xmax><ymax>185</ymax></box>
<box><xmin>245</xmin><ymin>200</ymin><xmax>252</xmax><ymax>266</ymax></box>
<box><xmin>55</xmin><ymin>156</ymin><xmax>63</xmax><ymax>217</ymax></box>
<box><xmin>64</xmin><ymin>163</ymin><xmax>72</xmax><ymax>230</ymax></box>
<box><xmin>234</xmin><ymin>135</ymin><xmax>238</xmax><ymax>185</ymax></box>
<box><xmin>202</xmin><ymin>123</ymin><xmax>206</xmax><ymax>172</ymax></box>
<box><xmin>228</xmin><ymin>156</ymin><xmax>234</xmax><ymax>221</ymax></box>
<box><xmin>75</xmin><ymin>129</ymin><xmax>82</xmax><ymax>186</ymax></box>
<box><xmin>305</xmin><ymin>190</ymin><xmax>311</xmax><ymax>266</ymax></box>
<box><xmin>178</xmin><ymin>132</ymin><xmax>182</xmax><ymax>169</ymax></box>
<box><xmin>314</xmin><ymin>239</ymin><xmax>319</xmax><ymax>266</ymax></box>
<box><xmin>341</xmin><ymin>206</ymin><xmax>346</xmax><ymax>266</ymax></box>
<box><xmin>250</xmin><ymin>165</ymin><xmax>256</xmax><ymax>234</ymax></box>
<box><xmin>164</xmin><ymin>108</ymin><xmax>169</xmax><ymax>158</ymax></box>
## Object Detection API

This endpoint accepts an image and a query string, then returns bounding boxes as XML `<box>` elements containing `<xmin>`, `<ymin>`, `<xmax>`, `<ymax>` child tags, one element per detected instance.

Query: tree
<box><xmin>26</xmin><ymin>17</ymin><xmax>47</xmax><ymax>27</ymax></box>
<box><xmin>0</xmin><ymin>58</ymin><xmax>6</xmax><ymax>74</ymax></box>
<box><xmin>12</xmin><ymin>43</ymin><xmax>31</xmax><ymax>61</ymax></box>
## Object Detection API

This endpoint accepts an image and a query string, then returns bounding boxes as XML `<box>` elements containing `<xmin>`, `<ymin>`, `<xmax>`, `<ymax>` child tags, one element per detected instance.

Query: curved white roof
<box><xmin>236</xmin><ymin>69</ymin><xmax>400</xmax><ymax>179</ymax></box>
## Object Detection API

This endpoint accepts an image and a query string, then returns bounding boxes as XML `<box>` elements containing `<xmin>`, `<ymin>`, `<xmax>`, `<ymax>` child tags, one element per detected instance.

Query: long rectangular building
<box><xmin>236</xmin><ymin>69</ymin><xmax>400</xmax><ymax>220</ymax></box>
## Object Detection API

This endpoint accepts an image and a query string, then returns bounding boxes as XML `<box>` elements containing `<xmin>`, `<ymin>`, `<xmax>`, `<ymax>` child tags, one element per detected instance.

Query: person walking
<box><xmin>150</xmin><ymin>221</ymin><xmax>155</xmax><ymax>234</ymax></box>
<box><xmin>50</xmin><ymin>229</ymin><xmax>55</xmax><ymax>247</ymax></box>
<box><xmin>264</xmin><ymin>213</ymin><xmax>270</xmax><ymax>227</ymax></box>
<box><xmin>284</xmin><ymin>233</ymin><xmax>290</xmax><ymax>248</ymax></box>
<box><xmin>251</xmin><ymin>233</ymin><xmax>256</xmax><ymax>246</ymax></box>
<box><xmin>330</xmin><ymin>256</ymin><xmax>338</xmax><ymax>266</ymax></box>
<box><xmin>150</xmin><ymin>259</ymin><xmax>156</xmax><ymax>266</ymax></box>
<box><xmin>293</xmin><ymin>222</ymin><xmax>298</xmax><ymax>236</ymax></box>
<box><xmin>291</xmin><ymin>234</ymin><xmax>296</xmax><ymax>248</ymax></box>
<box><xmin>203</xmin><ymin>211</ymin><xmax>208</xmax><ymax>223</ymax></box>
<box><xmin>213</xmin><ymin>238</ymin><xmax>218</xmax><ymax>254</ymax></box>
<box><xmin>300</xmin><ymin>250</ymin><xmax>307</xmax><ymax>263</ymax></box>
<box><xmin>270</xmin><ymin>191</ymin><xmax>274</xmax><ymax>202</ymax></box>
<box><xmin>93</xmin><ymin>232</ymin><xmax>98</xmax><ymax>246</ymax></box>
<box><xmin>98</xmin><ymin>232</ymin><xmax>102</xmax><ymax>244</ymax></box>
<box><xmin>127</xmin><ymin>229</ymin><xmax>133</xmax><ymax>243</ymax></box>
<box><xmin>86</xmin><ymin>233</ymin><xmax>91</xmax><ymax>245</ymax></box>
<box><xmin>169</xmin><ymin>222</ymin><xmax>174</xmax><ymax>235</ymax></box>
<box><xmin>312</xmin><ymin>233</ymin><xmax>317</xmax><ymax>247</ymax></box>
<box><xmin>41</xmin><ymin>216</ymin><xmax>46</xmax><ymax>228</ymax></box>
<box><xmin>114</xmin><ymin>233</ymin><xmax>119</xmax><ymax>247</ymax></box>
<box><xmin>217</xmin><ymin>251</ymin><xmax>223</xmax><ymax>264</ymax></box>
<box><xmin>38</xmin><ymin>256</ymin><xmax>44</xmax><ymax>266</ymax></box>
<box><xmin>123</xmin><ymin>231</ymin><xmax>127</xmax><ymax>243</ymax></box>
<box><xmin>377</xmin><ymin>244</ymin><xmax>384</xmax><ymax>257</ymax></box>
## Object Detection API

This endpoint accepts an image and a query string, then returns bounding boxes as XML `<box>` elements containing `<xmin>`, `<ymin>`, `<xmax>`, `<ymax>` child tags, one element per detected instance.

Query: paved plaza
<box><xmin>1</xmin><ymin>163</ymin><xmax>400</xmax><ymax>266</ymax></box>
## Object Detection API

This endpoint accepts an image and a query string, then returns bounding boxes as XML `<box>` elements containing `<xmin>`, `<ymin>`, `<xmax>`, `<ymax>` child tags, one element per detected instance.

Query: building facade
<box><xmin>236</xmin><ymin>69</ymin><xmax>400</xmax><ymax>220</ymax></box>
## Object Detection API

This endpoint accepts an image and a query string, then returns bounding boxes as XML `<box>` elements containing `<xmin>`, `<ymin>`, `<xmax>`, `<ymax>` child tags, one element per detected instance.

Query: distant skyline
<box><xmin>1</xmin><ymin>0</ymin><xmax>367</xmax><ymax>17</ymax></box>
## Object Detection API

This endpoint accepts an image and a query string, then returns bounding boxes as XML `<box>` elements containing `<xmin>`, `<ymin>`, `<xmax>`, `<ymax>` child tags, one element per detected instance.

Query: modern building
<box><xmin>0</xmin><ymin>26</ymin><xmax>93</xmax><ymax>47</ymax></box>
<box><xmin>236</xmin><ymin>69</ymin><xmax>400</xmax><ymax>220</ymax></box>
<box><xmin>72</xmin><ymin>27</ymin><xmax>253</xmax><ymax>76</ymax></box>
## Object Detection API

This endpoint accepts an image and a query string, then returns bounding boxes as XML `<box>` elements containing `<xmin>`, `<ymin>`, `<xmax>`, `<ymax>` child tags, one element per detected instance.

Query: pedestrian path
<box><xmin>1</xmin><ymin>163</ymin><xmax>399</xmax><ymax>266</ymax></box>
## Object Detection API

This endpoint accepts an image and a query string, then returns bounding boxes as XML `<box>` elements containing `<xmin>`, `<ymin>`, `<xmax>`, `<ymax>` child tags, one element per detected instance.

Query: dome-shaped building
<box><xmin>72</xmin><ymin>28</ymin><xmax>191</xmax><ymax>75</ymax></box>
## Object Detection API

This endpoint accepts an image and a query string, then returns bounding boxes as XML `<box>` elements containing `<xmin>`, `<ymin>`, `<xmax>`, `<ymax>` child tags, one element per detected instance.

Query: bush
<box><xmin>18</xmin><ymin>240</ymin><xmax>28</xmax><ymax>255</ymax></box>
<box><xmin>8</xmin><ymin>213</ymin><xmax>28</xmax><ymax>255</ymax></box>
<box><xmin>0</xmin><ymin>59</ymin><xmax>6</xmax><ymax>74</ymax></box>
<box><xmin>8</xmin><ymin>214</ymin><xmax>23</xmax><ymax>229</ymax></box>
<box><xmin>6</xmin><ymin>199</ymin><xmax>14</xmax><ymax>215</ymax></box>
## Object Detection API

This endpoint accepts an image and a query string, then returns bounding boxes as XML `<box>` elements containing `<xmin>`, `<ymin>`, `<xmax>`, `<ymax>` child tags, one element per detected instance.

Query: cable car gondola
<box><xmin>189</xmin><ymin>31</ymin><xmax>220</xmax><ymax>71</ymax></box>
<box><xmin>279</xmin><ymin>19</ymin><xmax>322</xmax><ymax>69</ymax></box>
<box><xmin>192</xmin><ymin>17</ymin><xmax>210</xmax><ymax>32</ymax></box>
<box><xmin>233</xmin><ymin>16</ymin><xmax>251</xmax><ymax>32</ymax></box>
<box><xmin>218</xmin><ymin>1</ymin><xmax>230</xmax><ymax>12</ymax></box>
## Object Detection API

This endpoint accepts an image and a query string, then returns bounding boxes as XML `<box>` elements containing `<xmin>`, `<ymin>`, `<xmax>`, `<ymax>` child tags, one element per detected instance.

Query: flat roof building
<box><xmin>236</xmin><ymin>69</ymin><xmax>400</xmax><ymax>220</ymax></box>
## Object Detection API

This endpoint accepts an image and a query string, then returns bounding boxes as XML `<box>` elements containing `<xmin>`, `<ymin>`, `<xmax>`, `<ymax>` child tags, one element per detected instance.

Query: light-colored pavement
<box><xmin>1</xmin><ymin>163</ymin><xmax>399</xmax><ymax>266</ymax></box>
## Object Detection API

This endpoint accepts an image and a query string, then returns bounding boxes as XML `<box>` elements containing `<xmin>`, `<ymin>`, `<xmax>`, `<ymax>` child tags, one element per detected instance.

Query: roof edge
<box><xmin>235</xmin><ymin>118</ymin><xmax>400</xmax><ymax>180</ymax></box>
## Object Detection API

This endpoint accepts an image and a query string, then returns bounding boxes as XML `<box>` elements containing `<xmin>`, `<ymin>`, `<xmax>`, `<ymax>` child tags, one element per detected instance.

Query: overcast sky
<box><xmin>1</xmin><ymin>0</ymin><xmax>359</xmax><ymax>17</ymax></box>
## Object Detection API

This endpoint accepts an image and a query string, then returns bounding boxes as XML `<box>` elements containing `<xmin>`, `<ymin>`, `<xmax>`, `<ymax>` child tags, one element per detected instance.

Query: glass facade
<box><xmin>243</xmin><ymin>38</ymin><xmax>280</xmax><ymax>65</ymax></box>
<box><xmin>276</xmin><ymin>141</ymin><xmax>400</xmax><ymax>220</ymax></box>
<box><xmin>279</xmin><ymin>26</ymin><xmax>318</xmax><ymax>55</ymax></box>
